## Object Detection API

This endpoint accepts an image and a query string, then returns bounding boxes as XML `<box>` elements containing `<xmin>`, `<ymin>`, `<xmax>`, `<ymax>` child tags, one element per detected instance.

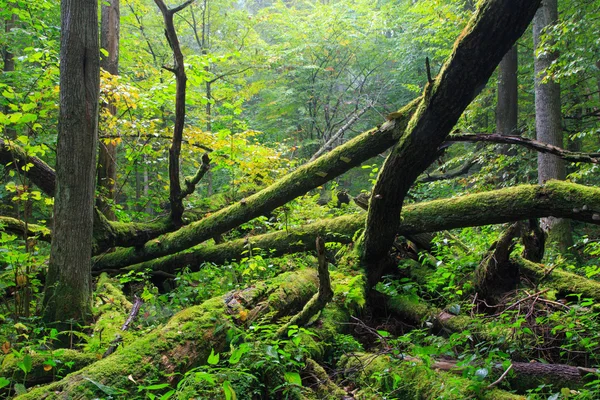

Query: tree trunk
<box><xmin>154</xmin><ymin>0</ymin><xmax>195</xmax><ymax>225</ymax></box>
<box><xmin>42</xmin><ymin>0</ymin><xmax>99</xmax><ymax>324</ymax></box>
<box><xmin>497</xmin><ymin>46</ymin><xmax>519</xmax><ymax>137</ymax></box>
<box><xmin>97</xmin><ymin>0</ymin><xmax>120</xmax><ymax>221</ymax></box>
<box><xmin>534</xmin><ymin>0</ymin><xmax>573</xmax><ymax>253</ymax></box>
<box><xmin>361</xmin><ymin>0</ymin><xmax>542</xmax><ymax>287</ymax></box>
<box><xmin>497</xmin><ymin>45</ymin><xmax>519</xmax><ymax>155</ymax></box>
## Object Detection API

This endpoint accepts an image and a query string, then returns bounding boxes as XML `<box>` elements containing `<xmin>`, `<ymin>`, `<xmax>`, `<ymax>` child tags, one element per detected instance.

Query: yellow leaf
<box><xmin>43</xmin><ymin>364</ymin><xmax>52</xmax><ymax>372</ymax></box>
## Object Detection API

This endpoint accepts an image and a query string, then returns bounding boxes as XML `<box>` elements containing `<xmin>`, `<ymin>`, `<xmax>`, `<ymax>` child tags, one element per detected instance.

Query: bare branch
<box><xmin>448</xmin><ymin>133</ymin><xmax>600</xmax><ymax>164</ymax></box>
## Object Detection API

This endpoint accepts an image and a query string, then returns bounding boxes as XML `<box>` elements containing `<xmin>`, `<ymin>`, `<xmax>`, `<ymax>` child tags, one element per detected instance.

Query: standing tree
<box><xmin>533</xmin><ymin>0</ymin><xmax>573</xmax><ymax>252</ymax></box>
<box><xmin>97</xmin><ymin>0</ymin><xmax>120</xmax><ymax>221</ymax></box>
<box><xmin>42</xmin><ymin>0</ymin><xmax>99</xmax><ymax>324</ymax></box>
<box><xmin>497</xmin><ymin>46</ymin><xmax>518</xmax><ymax>138</ymax></box>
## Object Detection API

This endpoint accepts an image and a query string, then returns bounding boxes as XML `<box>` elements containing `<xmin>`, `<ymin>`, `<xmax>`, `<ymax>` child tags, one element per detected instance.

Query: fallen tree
<box><xmin>15</xmin><ymin>268</ymin><xmax>319</xmax><ymax>399</ymax></box>
<box><xmin>99</xmin><ymin>181</ymin><xmax>600</xmax><ymax>274</ymax></box>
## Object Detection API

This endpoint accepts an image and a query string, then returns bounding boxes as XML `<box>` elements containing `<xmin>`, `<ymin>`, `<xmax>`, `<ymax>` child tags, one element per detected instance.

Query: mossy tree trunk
<box><xmin>360</xmin><ymin>0</ymin><xmax>542</xmax><ymax>287</ymax></box>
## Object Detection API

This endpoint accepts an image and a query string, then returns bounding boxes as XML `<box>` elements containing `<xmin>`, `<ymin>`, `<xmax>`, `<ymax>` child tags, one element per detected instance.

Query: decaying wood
<box><xmin>339</xmin><ymin>352</ymin><xmax>523</xmax><ymax>399</ymax></box>
<box><xmin>474</xmin><ymin>222</ymin><xmax>523</xmax><ymax>302</ymax></box>
<box><xmin>448</xmin><ymin>133</ymin><xmax>600</xmax><ymax>163</ymax></box>
<box><xmin>424</xmin><ymin>356</ymin><xmax>599</xmax><ymax>391</ymax></box>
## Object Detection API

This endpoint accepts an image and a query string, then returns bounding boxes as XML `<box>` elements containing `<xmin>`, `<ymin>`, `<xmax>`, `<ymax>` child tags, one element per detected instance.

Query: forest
<box><xmin>1</xmin><ymin>0</ymin><xmax>600</xmax><ymax>398</ymax></box>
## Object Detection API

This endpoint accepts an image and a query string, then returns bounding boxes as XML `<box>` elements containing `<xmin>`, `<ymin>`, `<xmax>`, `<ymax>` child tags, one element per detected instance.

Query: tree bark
<box><xmin>86</xmin><ymin>98</ymin><xmax>420</xmax><ymax>270</ymax></box>
<box><xmin>0</xmin><ymin>138</ymin><xmax>56</xmax><ymax>197</ymax></box>
<box><xmin>97</xmin><ymin>0</ymin><xmax>120</xmax><ymax>221</ymax></box>
<box><xmin>534</xmin><ymin>0</ymin><xmax>573</xmax><ymax>252</ymax></box>
<box><xmin>42</xmin><ymin>0</ymin><xmax>99</xmax><ymax>324</ymax></box>
<box><xmin>361</xmin><ymin>0</ymin><xmax>543</xmax><ymax>287</ymax></box>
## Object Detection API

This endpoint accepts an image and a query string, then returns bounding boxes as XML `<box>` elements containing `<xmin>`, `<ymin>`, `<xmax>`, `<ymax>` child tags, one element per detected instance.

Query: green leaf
<box><xmin>284</xmin><ymin>371</ymin><xmax>302</xmax><ymax>386</ymax></box>
<box><xmin>143</xmin><ymin>383</ymin><xmax>171</xmax><ymax>390</ymax></box>
<box><xmin>17</xmin><ymin>354</ymin><xmax>33</xmax><ymax>374</ymax></box>
<box><xmin>222</xmin><ymin>380</ymin><xmax>236</xmax><ymax>400</ymax></box>
<box><xmin>228</xmin><ymin>342</ymin><xmax>250</xmax><ymax>364</ymax></box>
<box><xmin>377</xmin><ymin>330</ymin><xmax>390</xmax><ymax>338</ymax></box>
<box><xmin>83</xmin><ymin>377</ymin><xmax>126</xmax><ymax>395</ymax></box>
<box><xmin>100</xmin><ymin>48</ymin><xmax>109</xmax><ymax>57</ymax></box>
<box><xmin>193</xmin><ymin>371</ymin><xmax>215</xmax><ymax>384</ymax></box>
<box><xmin>160</xmin><ymin>389</ymin><xmax>175</xmax><ymax>399</ymax></box>
<box><xmin>0</xmin><ymin>377</ymin><xmax>10</xmax><ymax>389</ymax></box>
<box><xmin>207</xmin><ymin>348</ymin><xmax>220</xmax><ymax>365</ymax></box>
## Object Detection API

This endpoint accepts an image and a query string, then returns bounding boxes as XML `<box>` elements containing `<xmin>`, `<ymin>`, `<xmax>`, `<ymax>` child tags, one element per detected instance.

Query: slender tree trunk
<box><xmin>497</xmin><ymin>46</ymin><xmax>518</xmax><ymax>136</ymax></box>
<box><xmin>97</xmin><ymin>0</ymin><xmax>120</xmax><ymax>221</ymax></box>
<box><xmin>42</xmin><ymin>0</ymin><xmax>99</xmax><ymax>324</ymax></box>
<box><xmin>533</xmin><ymin>0</ymin><xmax>573</xmax><ymax>253</ymax></box>
<box><xmin>154</xmin><ymin>0</ymin><xmax>194</xmax><ymax>225</ymax></box>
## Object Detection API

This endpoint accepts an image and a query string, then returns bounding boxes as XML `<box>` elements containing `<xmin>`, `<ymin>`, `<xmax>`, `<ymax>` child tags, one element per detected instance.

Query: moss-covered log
<box><xmin>386</xmin><ymin>293</ymin><xmax>512</xmax><ymax>343</ymax></box>
<box><xmin>0</xmin><ymin>350</ymin><xmax>98</xmax><ymax>390</ymax></box>
<box><xmin>0</xmin><ymin>138</ymin><xmax>56</xmax><ymax>197</ymax></box>
<box><xmin>518</xmin><ymin>257</ymin><xmax>600</xmax><ymax>302</ymax></box>
<box><xmin>428</xmin><ymin>357</ymin><xmax>599</xmax><ymax>392</ymax></box>
<box><xmin>15</xmin><ymin>269</ymin><xmax>319</xmax><ymax>399</ymax></box>
<box><xmin>0</xmin><ymin>216</ymin><xmax>51</xmax><ymax>242</ymax></box>
<box><xmin>339</xmin><ymin>352</ymin><xmax>523</xmax><ymax>399</ymax></box>
<box><xmin>101</xmin><ymin>181</ymin><xmax>600</xmax><ymax>274</ymax></box>
<box><xmin>85</xmin><ymin>98</ymin><xmax>420</xmax><ymax>270</ymax></box>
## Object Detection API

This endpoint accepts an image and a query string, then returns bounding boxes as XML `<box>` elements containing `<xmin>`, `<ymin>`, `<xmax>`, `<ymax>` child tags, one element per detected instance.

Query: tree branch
<box><xmin>447</xmin><ymin>133</ymin><xmax>600</xmax><ymax>163</ymax></box>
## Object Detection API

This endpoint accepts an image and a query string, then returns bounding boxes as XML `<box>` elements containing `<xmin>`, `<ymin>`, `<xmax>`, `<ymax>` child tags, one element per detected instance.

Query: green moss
<box><xmin>340</xmin><ymin>353</ymin><xmax>524</xmax><ymax>400</ymax></box>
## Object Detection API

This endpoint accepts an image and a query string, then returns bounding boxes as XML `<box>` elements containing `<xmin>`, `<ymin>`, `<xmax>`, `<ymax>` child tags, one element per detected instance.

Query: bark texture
<box><xmin>154</xmin><ymin>0</ymin><xmax>195</xmax><ymax>224</ymax></box>
<box><xmin>87</xmin><ymin>99</ymin><xmax>419</xmax><ymax>270</ymax></box>
<box><xmin>362</xmin><ymin>0</ymin><xmax>543</xmax><ymax>286</ymax></box>
<box><xmin>42</xmin><ymin>0</ymin><xmax>99</xmax><ymax>323</ymax></box>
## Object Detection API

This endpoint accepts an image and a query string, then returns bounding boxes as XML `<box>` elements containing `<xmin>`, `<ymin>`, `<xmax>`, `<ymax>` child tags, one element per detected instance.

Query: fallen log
<box><xmin>397</xmin><ymin>354</ymin><xmax>598</xmax><ymax>392</ymax></box>
<box><xmin>15</xmin><ymin>269</ymin><xmax>319</xmax><ymax>399</ymax></box>
<box><xmin>99</xmin><ymin>181</ymin><xmax>600</xmax><ymax>273</ymax></box>
<box><xmin>518</xmin><ymin>257</ymin><xmax>600</xmax><ymax>303</ymax></box>
<box><xmin>339</xmin><ymin>352</ymin><xmax>523</xmax><ymax>399</ymax></box>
